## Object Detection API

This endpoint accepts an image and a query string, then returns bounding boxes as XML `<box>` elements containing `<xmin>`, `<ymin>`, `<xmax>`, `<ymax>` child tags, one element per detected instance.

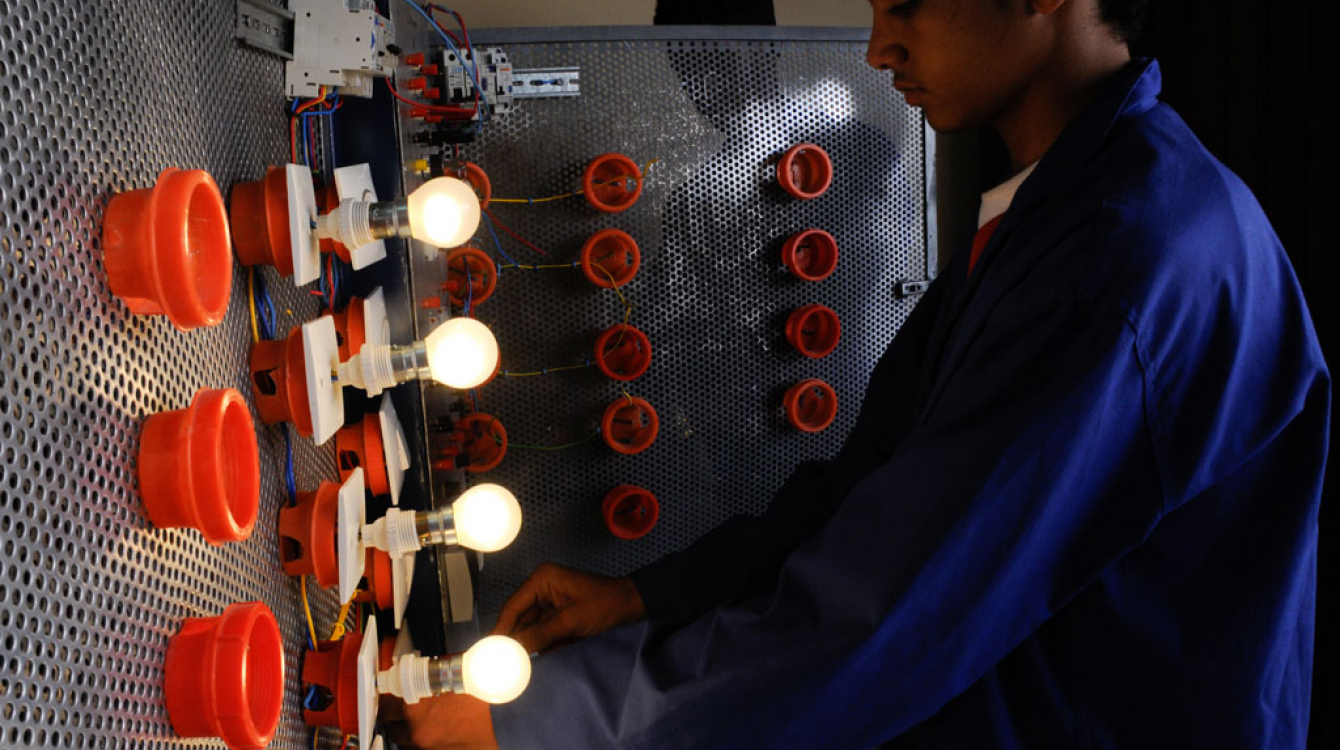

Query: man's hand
<box><xmin>381</xmin><ymin>692</ymin><xmax>497</xmax><ymax>750</ymax></box>
<box><xmin>491</xmin><ymin>563</ymin><xmax>647</xmax><ymax>653</ymax></box>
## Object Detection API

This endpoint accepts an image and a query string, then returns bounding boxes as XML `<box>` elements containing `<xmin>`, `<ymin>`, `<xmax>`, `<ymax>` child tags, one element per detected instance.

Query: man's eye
<box><xmin>887</xmin><ymin>0</ymin><xmax>924</xmax><ymax>17</ymax></box>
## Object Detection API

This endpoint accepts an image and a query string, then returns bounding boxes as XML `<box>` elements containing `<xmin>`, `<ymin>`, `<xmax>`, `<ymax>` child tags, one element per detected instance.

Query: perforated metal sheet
<box><xmin>0</xmin><ymin>0</ymin><xmax>346</xmax><ymax>747</ymax></box>
<box><xmin>397</xmin><ymin>28</ymin><xmax>934</xmax><ymax>615</ymax></box>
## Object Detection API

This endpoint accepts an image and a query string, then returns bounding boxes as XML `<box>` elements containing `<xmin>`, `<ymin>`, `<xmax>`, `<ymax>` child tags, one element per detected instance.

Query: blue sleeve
<box><xmin>493</xmin><ymin>293</ymin><xmax>1166</xmax><ymax>750</ymax></box>
<box><xmin>629</xmin><ymin>280</ymin><xmax>945</xmax><ymax>622</ymax></box>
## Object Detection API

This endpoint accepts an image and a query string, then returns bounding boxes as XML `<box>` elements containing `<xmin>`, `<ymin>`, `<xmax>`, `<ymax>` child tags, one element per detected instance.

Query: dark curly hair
<box><xmin>1096</xmin><ymin>0</ymin><xmax>1150</xmax><ymax>43</ymax></box>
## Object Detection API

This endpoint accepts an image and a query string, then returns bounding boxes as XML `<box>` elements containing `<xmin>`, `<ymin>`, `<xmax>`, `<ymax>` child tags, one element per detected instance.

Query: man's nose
<box><xmin>866</xmin><ymin>36</ymin><xmax>908</xmax><ymax>70</ymax></box>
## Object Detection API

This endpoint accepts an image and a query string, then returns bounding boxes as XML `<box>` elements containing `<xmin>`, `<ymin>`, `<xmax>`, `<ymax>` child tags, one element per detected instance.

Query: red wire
<box><xmin>382</xmin><ymin>76</ymin><xmax>477</xmax><ymax>116</ymax></box>
<box><xmin>427</xmin><ymin>5</ymin><xmax>481</xmax><ymax>115</ymax></box>
<box><xmin>482</xmin><ymin>208</ymin><xmax>551</xmax><ymax>258</ymax></box>
<box><xmin>338</xmin><ymin>736</ymin><xmax>351</xmax><ymax>750</ymax></box>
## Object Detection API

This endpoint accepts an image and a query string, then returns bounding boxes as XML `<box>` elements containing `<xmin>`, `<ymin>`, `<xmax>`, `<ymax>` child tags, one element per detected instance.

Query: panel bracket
<box><xmin>235</xmin><ymin>0</ymin><xmax>294</xmax><ymax>60</ymax></box>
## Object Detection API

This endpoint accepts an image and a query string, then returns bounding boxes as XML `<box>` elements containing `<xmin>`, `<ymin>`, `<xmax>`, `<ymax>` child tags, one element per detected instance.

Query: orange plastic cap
<box><xmin>102</xmin><ymin>167</ymin><xmax>233</xmax><ymax>329</ymax></box>
<box><xmin>594</xmin><ymin>324</ymin><xmax>652</xmax><ymax>382</ymax></box>
<box><xmin>463</xmin><ymin>162</ymin><xmax>493</xmax><ymax>209</ymax></box>
<box><xmin>249</xmin><ymin>326</ymin><xmax>314</xmax><ymax>437</ymax></box>
<box><xmin>777</xmin><ymin>143</ymin><xmax>833</xmax><ymax>200</ymax></box>
<box><xmin>164</xmin><ymin>601</ymin><xmax>284</xmax><ymax>750</ymax></box>
<box><xmin>602</xmin><ymin>396</ymin><xmax>659</xmax><ymax>455</ymax></box>
<box><xmin>230</xmin><ymin>165</ymin><xmax>296</xmax><ymax>274</ymax></box>
<box><xmin>278</xmin><ymin>481</ymin><xmax>341</xmax><ymax>588</ymax></box>
<box><xmin>444</xmin><ymin>247</ymin><xmax>498</xmax><ymax>308</ymax></box>
<box><xmin>583</xmin><ymin>153</ymin><xmax>643</xmax><ymax>213</ymax></box>
<box><xmin>355</xmin><ymin>548</ymin><xmax>395</xmax><ymax>612</ymax></box>
<box><xmin>781</xmin><ymin>229</ymin><xmax>839</xmax><ymax>281</ymax></box>
<box><xmin>331</xmin><ymin>296</ymin><xmax>368</xmax><ymax>362</ymax></box>
<box><xmin>785</xmin><ymin>304</ymin><xmax>843</xmax><ymax>359</ymax></box>
<box><xmin>603</xmin><ymin>485</ymin><xmax>660</xmax><ymax>540</ymax></box>
<box><xmin>784</xmin><ymin>379</ymin><xmax>839</xmax><ymax>433</ymax></box>
<box><xmin>449</xmin><ymin>413</ymin><xmax>507</xmax><ymax>473</ymax></box>
<box><xmin>336</xmin><ymin>412</ymin><xmax>390</xmax><ymax>497</ymax></box>
<box><xmin>581</xmin><ymin>229</ymin><xmax>640</xmax><ymax>288</ymax></box>
<box><xmin>302</xmin><ymin>633</ymin><xmax>364</xmax><ymax>736</ymax></box>
<box><xmin>139</xmin><ymin>388</ymin><xmax>260</xmax><ymax>544</ymax></box>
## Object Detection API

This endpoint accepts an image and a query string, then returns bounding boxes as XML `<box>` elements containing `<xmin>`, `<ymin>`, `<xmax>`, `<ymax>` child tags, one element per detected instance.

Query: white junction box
<box><xmin>287</xmin><ymin>0</ymin><xmax>397</xmax><ymax>99</ymax></box>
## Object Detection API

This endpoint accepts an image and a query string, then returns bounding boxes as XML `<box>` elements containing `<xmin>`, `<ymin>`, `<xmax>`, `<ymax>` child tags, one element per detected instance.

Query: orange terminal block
<box><xmin>249</xmin><ymin>325</ymin><xmax>315</xmax><ymax>437</ymax></box>
<box><xmin>230</xmin><ymin>165</ymin><xmax>296</xmax><ymax>276</ymax></box>
<box><xmin>602</xmin><ymin>396</ymin><xmax>659</xmax><ymax>455</ymax></box>
<box><xmin>581</xmin><ymin>229</ymin><xmax>640</xmax><ymax>288</ymax></box>
<box><xmin>594</xmin><ymin>324</ymin><xmax>653</xmax><ymax>381</ymax></box>
<box><xmin>277</xmin><ymin>481</ymin><xmax>341</xmax><ymax>589</ymax></box>
<box><xmin>435</xmin><ymin>413</ymin><xmax>507</xmax><ymax>473</ymax></box>
<box><xmin>603</xmin><ymin>485</ymin><xmax>660</xmax><ymax>540</ymax></box>
<box><xmin>781</xmin><ymin>228</ymin><xmax>839</xmax><ymax>281</ymax></box>
<box><xmin>336</xmin><ymin>413</ymin><xmax>392</xmax><ymax>497</ymax></box>
<box><xmin>330</xmin><ymin>295</ymin><xmax>368</xmax><ymax>362</ymax></box>
<box><xmin>784</xmin><ymin>379</ymin><xmax>839</xmax><ymax>433</ymax></box>
<box><xmin>444</xmin><ymin>246</ymin><xmax>498</xmax><ymax>308</ymax></box>
<box><xmin>785</xmin><ymin>304</ymin><xmax>843</xmax><ymax>359</ymax></box>
<box><xmin>301</xmin><ymin>631</ymin><xmax>365</xmax><ymax>736</ymax></box>
<box><xmin>583</xmin><ymin>152</ymin><xmax>644</xmax><ymax>213</ymax></box>
<box><xmin>777</xmin><ymin>143</ymin><xmax>834</xmax><ymax>200</ymax></box>
<box><xmin>355</xmin><ymin>548</ymin><xmax>395</xmax><ymax>612</ymax></box>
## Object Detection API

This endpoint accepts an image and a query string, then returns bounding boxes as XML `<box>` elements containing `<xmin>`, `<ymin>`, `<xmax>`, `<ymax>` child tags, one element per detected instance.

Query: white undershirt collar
<box><xmin>978</xmin><ymin>161</ymin><xmax>1039</xmax><ymax>229</ymax></box>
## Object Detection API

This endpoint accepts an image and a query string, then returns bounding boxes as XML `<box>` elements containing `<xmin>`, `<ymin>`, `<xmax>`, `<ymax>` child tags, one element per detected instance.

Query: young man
<box><xmin>389</xmin><ymin>1</ymin><xmax>1328</xmax><ymax>747</ymax></box>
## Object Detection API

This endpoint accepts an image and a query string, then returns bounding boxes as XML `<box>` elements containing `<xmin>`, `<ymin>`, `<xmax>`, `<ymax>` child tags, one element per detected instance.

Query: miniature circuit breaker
<box><xmin>440</xmin><ymin>46</ymin><xmax>515</xmax><ymax>119</ymax></box>
<box><xmin>286</xmin><ymin>0</ymin><xmax>397</xmax><ymax>99</ymax></box>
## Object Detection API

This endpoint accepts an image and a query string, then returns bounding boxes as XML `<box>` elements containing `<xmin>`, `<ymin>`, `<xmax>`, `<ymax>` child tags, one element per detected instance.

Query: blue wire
<box><xmin>282</xmin><ymin>426</ymin><xmax>298</xmax><ymax>503</ymax></box>
<box><xmin>481</xmin><ymin>212</ymin><xmax>519</xmax><ymax>267</ymax></box>
<box><xmin>462</xmin><ymin>259</ymin><xmax>473</xmax><ymax>315</ymax></box>
<box><xmin>398</xmin><ymin>0</ymin><xmax>489</xmax><ymax>118</ymax></box>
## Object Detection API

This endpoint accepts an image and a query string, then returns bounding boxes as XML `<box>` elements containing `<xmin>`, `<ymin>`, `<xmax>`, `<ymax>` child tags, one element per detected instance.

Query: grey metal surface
<box><xmin>0</xmin><ymin>0</ymin><xmax>346</xmax><ymax>747</ymax></box>
<box><xmin>392</xmin><ymin>24</ymin><xmax>934</xmax><ymax>615</ymax></box>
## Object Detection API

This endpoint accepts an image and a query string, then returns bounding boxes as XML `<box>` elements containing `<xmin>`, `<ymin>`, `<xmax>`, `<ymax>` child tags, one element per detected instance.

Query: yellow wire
<box><xmin>490</xmin><ymin>158</ymin><xmax>661</xmax><ymax>204</ymax></box>
<box><xmin>247</xmin><ymin>268</ymin><xmax>260</xmax><ymax>344</ymax></box>
<box><xmin>328</xmin><ymin>594</ymin><xmax>356</xmax><ymax>641</ymax></box>
<box><xmin>502</xmin><ymin>362</ymin><xmax>596</xmax><ymax>378</ymax></box>
<box><xmin>300</xmin><ymin>576</ymin><xmax>319</xmax><ymax>647</ymax></box>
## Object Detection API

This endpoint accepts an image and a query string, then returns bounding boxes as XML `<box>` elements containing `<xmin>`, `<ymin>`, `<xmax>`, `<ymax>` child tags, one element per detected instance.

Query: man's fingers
<box><xmin>512</xmin><ymin>609</ymin><xmax>579</xmax><ymax>653</ymax></box>
<box><xmin>492</xmin><ymin>572</ymin><xmax>550</xmax><ymax>636</ymax></box>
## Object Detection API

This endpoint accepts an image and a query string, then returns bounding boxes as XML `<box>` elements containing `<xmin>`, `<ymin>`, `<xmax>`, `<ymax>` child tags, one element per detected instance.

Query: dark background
<box><xmin>1134</xmin><ymin>4</ymin><xmax>1337</xmax><ymax>747</ymax></box>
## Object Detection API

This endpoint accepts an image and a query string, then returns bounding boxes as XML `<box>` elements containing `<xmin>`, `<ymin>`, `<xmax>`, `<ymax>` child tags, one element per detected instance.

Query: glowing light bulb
<box><xmin>461</xmin><ymin>636</ymin><xmax>531</xmax><ymax>704</ymax></box>
<box><xmin>406</xmin><ymin>177</ymin><xmax>481</xmax><ymax>248</ymax></box>
<box><xmin>451</xmin><ymin>484</ymin><xmax>521</xmax><ymax>553</ymax></box>
<box><xmin>423</xmin><ymin>318</ymin><xmax>498</xmax><ymax>389</ymax></box>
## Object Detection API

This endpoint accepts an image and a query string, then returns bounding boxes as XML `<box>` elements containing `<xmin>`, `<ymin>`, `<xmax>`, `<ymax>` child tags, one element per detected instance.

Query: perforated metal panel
<box><xmin>395</xmin><ymin>26</ymin><xmax>934</xmax><ymax>615</ymax></box>
<box><xmin>0</xmin><ymin>1</ymin><xmax>346</xmax><ymax>748</ymax></box>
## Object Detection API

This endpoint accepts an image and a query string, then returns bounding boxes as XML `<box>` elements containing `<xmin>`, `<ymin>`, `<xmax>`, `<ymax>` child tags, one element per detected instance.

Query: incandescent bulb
<box><xmin>451</xmin><ymin>484</ymin><xmax>521</xmax><ymax>553</ymax></box>
<box><xmin>461</xmin><ymin>635</ymin><xmax>532</xmax><ymax>704</ymax></box>
<box><xmin>405</xmin><ymin>177</ymin><xmax>481</xmax><ymax>248</ymax></box>
<box><xmin>423</xmin><ymin>318</ymin><xmax>499</xmax><ymax>389</ymax></box>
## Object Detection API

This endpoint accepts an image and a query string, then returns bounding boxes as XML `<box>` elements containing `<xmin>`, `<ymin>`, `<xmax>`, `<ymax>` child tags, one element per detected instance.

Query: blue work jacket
<box><xmin>492</xmin><ymin>59</ymin><xmax>1329</xmax><ymax>750</ymax></box>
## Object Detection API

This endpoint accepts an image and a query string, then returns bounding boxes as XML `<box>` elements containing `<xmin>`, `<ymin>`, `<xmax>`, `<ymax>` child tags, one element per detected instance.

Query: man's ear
<box><xmin>1030</xmin><ymin>0</ymin><xmax>1070</xmax><ymax>15</ymax></box>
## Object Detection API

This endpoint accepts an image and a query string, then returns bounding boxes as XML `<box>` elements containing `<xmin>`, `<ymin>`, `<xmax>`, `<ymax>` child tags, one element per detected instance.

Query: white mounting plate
<box><xmin>391</xmin><ymin>549</ymin><xmax>414</xmax><ymax>629</ymax></box>
<box><xmin>301</xmin><ymin>317</ymin><xmax>345</xmax><ymax>445</ymax></box>
<box><xmin>369</xmin><ymin>737</ymin><xmax>385</xmax><ymax>750</ymax></box>
<box><xmin>334</xmin><ymin>164</ymin><xmax>388</xmax><ymax>269</ymax></box>
<box><xmin>337</xmin><ymin>468</ymin><xmax>368</xmax><ymax>603</ymax></box>
<box><xmin>357</xmin><ymin>615</ymin><xmax>380</xmax><ymax>745</ymax></box>
<box><xmin>377</xmin><ymin>392</ymin><xmax>410</xmax><ymax>506</ymax></box>
<box><xmin>364</xmin><ymin>287</ymin><xmax>389</xmax><ymax>348</ymax></box>
<box><xmin>285</xmin><ymin>164</ymin><xmax>321</xmax><ymax>285</ymax></box>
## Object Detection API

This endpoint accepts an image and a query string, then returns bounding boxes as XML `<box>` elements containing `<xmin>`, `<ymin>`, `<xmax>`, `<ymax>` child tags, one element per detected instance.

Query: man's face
<box><xmin>866</xmin><ymin>0</ymin><xmax>1047</xmax><ymax>132</ymax></box>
